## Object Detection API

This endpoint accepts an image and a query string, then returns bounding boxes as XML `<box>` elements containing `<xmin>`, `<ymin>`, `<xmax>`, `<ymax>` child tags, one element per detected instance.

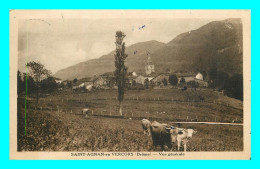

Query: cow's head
<box><xmin>193</xmin><ymin>129</ymin><xmax>197</xmax><ymax>134</ymax></box>
<box><xmin>187</xmin><ymin>129</ymin><xmax>197</xmax><ymax>138</ymax></box>
<box><xmin>166</xmin><ymin>126</ymin><xmax>178</xmax><ymax>143</ymax></box>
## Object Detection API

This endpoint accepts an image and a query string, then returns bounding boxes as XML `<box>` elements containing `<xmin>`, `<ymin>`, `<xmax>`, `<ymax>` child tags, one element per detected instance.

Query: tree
<box><xmin>144</xmin><ymin>78</ymin><xmax>149</xmax><ymax>89</ymax></box>
<box><xmin>180</xmin><ymin>77</ymin><xmax>186</xmax><ymax>84</ymax></box>
<box><xmin>169</xmin><ymin>74</ymin><xmax>178</xmax><ymax>86</ymax></box>
<box><xmin>213</xmin><ymin>71</ymin><xmax>229</xmax><ymax>90</ymax></box>
<box><xmin>162</xmin><ymin>78</ymin><xmax>168</xmax><ymax>86</ymax></box>
<box><xmin>73</xmin><ymin>78</ymin><xmax>78</xmax><ymax>83</ymax></box>
<box><xmin>67</xmin><ymin>81</ymin><xmax>72</xmax><ymax>88</ymax></box>
<box><xmin>17</xmin><ymin>70</ymin><xmax>24</xmax><ymax>95</ymax></box>
<box><xmin>225</xmin><ymin>74</ymin><xmax>243</xmax><ymax>100</ymax></box>
<box><xmin>201</xmin><ymin>71</ymin><xmax>207</xmax><ymax>79</ymax></box>
<box><xmin>41</xmin><ymin>77</ymin><xmax>58</xmax><ymax>93</ymax></box>
<box><xmin>209</xmin><ymin>68</ymin><xmax>217</xmax><ymax>82</ymax></box>
<box><xmin>23</xmin><ymin>73</ymin><xmax>36</xmax><ymax>96</ymax></box>
<box><xmin>26</xmin><ymin>61</ymin><xmax>51</xmax><ymax>103</ymax></box>
<box><xmin>132</xmin><ymin>79</ymin><xmax>136</xmax><ymax>87</ymax></box>
<box><xmin>187</xmin><ymin>80</ymin><xmax>199</xmax><ymax>88</ymax></box>
<box><xmin>114</xmin><ymin>31</ymin><xmax>128</xmax><ymax>116</ymax></box>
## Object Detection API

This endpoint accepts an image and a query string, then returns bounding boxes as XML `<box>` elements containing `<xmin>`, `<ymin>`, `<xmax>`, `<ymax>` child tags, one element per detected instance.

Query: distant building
<box><xmin>195</xmin><ymin>72</ymin><xmax>203</xmax><ymax>81</ymax></box>
<box><xmin>150</xmin><ymin>73</ymin><xmax>169</xmax><ymax>86</ymax></box>
<box><xmin>136</xmin><ymin>75</ymin><xmax>145</xmax><ymax>85</ymax></box>
<box><xmin>128</xmin><ymin>71</ymin><xmax>138</xmax><ymax>77</ymax></box>
<box><xmin>135</xmin><ymin>73</ymin><xmax>156</xmax><ymax>85</ymax></box>
<box><xmin>93</xmin><ymin>76</ymin><xmax>107</xmax><ymax>87</ymax></box>
<box><xmin>53</xmin><ymin>77</ymin><xmax>62</xmax><ymax>84</ymax></box>
<box><xmin>72</xmin><ymin>77</ymin><xmax>101</xmax><ymax>90</ymax></box>
<box><xmin>176</xmin><ymin>72</ymin><xmax>208</xmax><ymax>87</ymax></box>
<box><xmin>100</xmin><ymin>72</ymin><xmax>116</xmax><ymax>88</ymax></box>
<box><xmin>62</xmin><ymin>80</ymin><xmax>71</xmax><ymax>86</ymax></box>
<box><xmin>145</xmin><ymin>56</ymin><xmax>155</xmax><ymax>75</ymax></box>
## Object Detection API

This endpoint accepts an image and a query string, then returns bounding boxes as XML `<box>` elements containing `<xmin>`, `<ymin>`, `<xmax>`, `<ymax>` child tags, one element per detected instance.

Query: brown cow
<box><xmin>150</xmin><ymin>121</ymin><xmax>178</xmax><ymax>150</ymax></box>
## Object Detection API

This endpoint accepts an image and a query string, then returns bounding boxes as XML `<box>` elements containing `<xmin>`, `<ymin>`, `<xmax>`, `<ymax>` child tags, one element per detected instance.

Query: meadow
<box><xmin>17</xmin><ymin>88</ymin><xmax>243</xmax><ymax>151</ymax></box>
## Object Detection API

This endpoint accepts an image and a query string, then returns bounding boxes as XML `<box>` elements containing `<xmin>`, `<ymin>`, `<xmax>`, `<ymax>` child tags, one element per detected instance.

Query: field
<box><xmin>17</xmin><ymin>88</ymin><xmax>243</xmax><ymax>151</ymax></box>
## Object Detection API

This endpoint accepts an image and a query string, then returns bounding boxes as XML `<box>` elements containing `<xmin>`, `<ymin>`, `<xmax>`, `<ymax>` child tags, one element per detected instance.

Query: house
<box><xmin>93</xmin><ymin>76</ymin><xmax>107</xmax><ymax>87</ymax></box>
<box><xmin>100</xmin><ymin>72</ymin><xmax>116</xmax><ymax>88</ymax></box>
<box><xmin>127</xmin><ymin>76</ymin><xmax>137</xmax><ymax>86</ymax></box>
<box><xmin>195</xmin><ymin>80</ymin><xmax>208</xmax><ymax>87</ymax></box>
<box><xmin>53</xmin><ymin>77</ymin><xmax>62</xmax><ymax>84</ymax></box>
<box><xmin>136</xmin><ymin>75</ymin><xmax>146</xmax><ymax>85</ymax></box>
<box><xmin>178</xmin><ymin>76</ymin><xmax>195</xmax><ymax>83</ymax></box>
<box><xmin>150</xmin><ymin>73</ymin><xmax>170</xmax><ymax>86</ymax></box>
<box><xmin>61</xmin><ymin>80</ymin><xmax>72</xmax><ymax>87</ymax></box>
<box><xmin>72</xmin><ymin>77</ymin><xmax>96</xmax><ymax>91</ymax></box>
<box><xmin>128</xmin><ymin>71</ymin><xmax>138</xmax><ymax>77</ymax></box>
<box><xmin>176</xmin><ymin>72</ymin><xmax>208</xmax><ymax>87</ymax></box>
<box><xmin>195</xmin><ymin>72</ymin><xmax>204</xmax><ymax>81</ymax></box>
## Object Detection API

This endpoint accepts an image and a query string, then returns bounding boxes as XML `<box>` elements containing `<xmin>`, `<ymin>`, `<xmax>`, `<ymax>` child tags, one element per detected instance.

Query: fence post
<box><xmin>132</xmin><ymin>112</ymin><xmax>133</xmax><ymax>117</ymax></box>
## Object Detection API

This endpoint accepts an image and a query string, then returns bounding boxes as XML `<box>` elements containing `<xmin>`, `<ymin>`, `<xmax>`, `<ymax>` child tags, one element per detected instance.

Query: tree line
<box><xmin>17</xmin><ymin>61</ymin><xmax>72</xmax><ymax>103</ymax></box>
<box><xmin>208</xmin><ymin>68</ymin><xmax>243</xmax><ymax>100</ymax></box>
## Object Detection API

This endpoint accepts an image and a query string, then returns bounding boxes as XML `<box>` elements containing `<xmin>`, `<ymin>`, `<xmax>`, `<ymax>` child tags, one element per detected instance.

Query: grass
<box><xmin>17</xmin><ymin>88</ymin><xmax>243</xmax><ymax>151</ymax></box>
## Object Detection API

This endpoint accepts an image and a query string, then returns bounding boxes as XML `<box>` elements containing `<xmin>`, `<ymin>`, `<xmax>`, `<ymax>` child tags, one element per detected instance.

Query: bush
<box><xmin>225</xmin><ymin>74</ymin><xmax>243</xmax><ymax>100</ymax></box>
<box><xmin>169</xmin><ymin>74</ymin><xmax>178</xmax><ymax>86</ymax></box>
<box><xmin>187</xmin><ymin>81</ymin><xmax>199</xmax><ymax>88</ymax></box>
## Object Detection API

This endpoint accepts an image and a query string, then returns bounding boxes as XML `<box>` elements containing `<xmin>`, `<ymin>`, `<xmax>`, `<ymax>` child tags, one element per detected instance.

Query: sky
<box><xmin>18</xmin><ymin>18</ymin><xmax>217</xmax><ymax>74</ymax></box>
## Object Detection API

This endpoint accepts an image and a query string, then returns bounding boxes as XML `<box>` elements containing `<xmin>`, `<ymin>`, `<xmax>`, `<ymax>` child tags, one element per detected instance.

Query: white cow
<box><xmin>82</xmin><ymin>108</ymin><xmax>89</xmax><ymax>115</ymax></box>
<box><xmin>176</xmin><ymin>128</ymin><xmax>197</xmax><ymax>152</ymax></box>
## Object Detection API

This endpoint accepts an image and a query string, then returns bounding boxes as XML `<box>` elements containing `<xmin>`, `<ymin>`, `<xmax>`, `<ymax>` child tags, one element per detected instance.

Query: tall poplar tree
<box><xmin>114</xmin><ymin>31</ymin><xmax>128</xmax><ymax>116</ymax></box>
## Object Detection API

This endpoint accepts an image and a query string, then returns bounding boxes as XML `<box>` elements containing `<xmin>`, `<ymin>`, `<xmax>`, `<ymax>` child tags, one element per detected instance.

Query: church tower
<box><xmin>145</xmin><ymin>56</ymin><xmax>155</xmax><ymax>75</ymax></box>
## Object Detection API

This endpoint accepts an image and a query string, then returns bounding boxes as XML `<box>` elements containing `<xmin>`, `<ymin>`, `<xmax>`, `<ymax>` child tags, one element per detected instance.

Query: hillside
<box><xmin>151</xmin><ymin>18</ymin><xmax>243</xmax><ymax>74</ymax></box>
<box><xmin>54</xmin><ymin>40</ymin><xmax>165</xmax><ymax>80</ymax></box>
<box><xmin>54</xmin><ymin>18</ymin><xmax>243</xmax><ymax>80</ymax></box>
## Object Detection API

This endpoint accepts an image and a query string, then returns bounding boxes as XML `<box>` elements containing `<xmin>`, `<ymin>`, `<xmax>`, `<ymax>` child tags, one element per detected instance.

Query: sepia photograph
<box><xmin>9</xmin><ymin>10</ymin><xmax>251</xmax><ymax>160</ymax></box>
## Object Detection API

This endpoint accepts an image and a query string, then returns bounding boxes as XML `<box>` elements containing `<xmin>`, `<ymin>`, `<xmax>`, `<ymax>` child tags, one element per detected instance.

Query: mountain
<box><xmin>54</xmin><ymin>40</ymin><xmax>166</xmax><ymax>80</ymax></box>
<box><xmin>54</xmin><ymin>18</ymin><xmax>243</xmax><ymax>80</ymax></box>
<box><xmin>150</xmin><ymin>18</ymin><xmax>243</xmax><ymax>74</ymax></box>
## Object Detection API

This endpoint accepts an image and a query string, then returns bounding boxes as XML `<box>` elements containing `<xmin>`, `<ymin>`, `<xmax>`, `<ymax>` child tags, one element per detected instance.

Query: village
<box><xmin>56</xmin><ymin>56</ymin><xmax>209</xmax><ymax>93</ymax></box>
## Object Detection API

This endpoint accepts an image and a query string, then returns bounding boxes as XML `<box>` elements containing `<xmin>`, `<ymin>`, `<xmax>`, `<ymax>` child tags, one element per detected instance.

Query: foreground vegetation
<box><xmin>18</xmin><ymin>89</ymin><xmax>243</xmax><ymax>151</ymax></box>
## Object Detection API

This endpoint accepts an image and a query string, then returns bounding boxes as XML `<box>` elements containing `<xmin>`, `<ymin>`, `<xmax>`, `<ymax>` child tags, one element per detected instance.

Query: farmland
<box><xmin>17</xmin><ymin>88</ymin><xmax>243</xmax><ymax>151</ymax></box>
